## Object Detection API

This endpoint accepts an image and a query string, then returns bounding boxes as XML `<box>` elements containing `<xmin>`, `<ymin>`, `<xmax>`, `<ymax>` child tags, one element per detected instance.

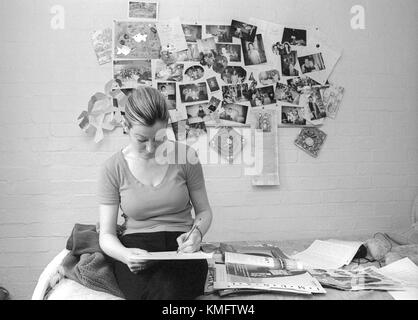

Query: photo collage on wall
<box><xmin>86</xmin><ymin>1</ymin><xmax>346</xmax><ymax>160</ymax></box>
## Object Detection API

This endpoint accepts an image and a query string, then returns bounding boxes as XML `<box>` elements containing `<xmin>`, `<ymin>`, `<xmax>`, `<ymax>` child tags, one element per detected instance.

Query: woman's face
<box><xmin>128</xmin><ymin>120</ymin><xmax>168</xmax><ymax>159</ymax></box>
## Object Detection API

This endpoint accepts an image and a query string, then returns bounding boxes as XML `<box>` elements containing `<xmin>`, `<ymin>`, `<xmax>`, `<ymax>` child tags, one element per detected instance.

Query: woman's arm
<box><xmin>99</xmin><ymin>204</ymin><xmax>150</xmax><ymax>273</ymax></box>
<box><xmin>177</xmin><ymin>187</ymin><xmax>213</xmax><ymax>253</ymax></box>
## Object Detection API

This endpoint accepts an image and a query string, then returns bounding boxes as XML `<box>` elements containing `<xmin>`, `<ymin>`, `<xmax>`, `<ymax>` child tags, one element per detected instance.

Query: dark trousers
<box><xmin>113</xmin><ymin>231</ymin><xmax>208</xmax><ymax>300</ymax></box>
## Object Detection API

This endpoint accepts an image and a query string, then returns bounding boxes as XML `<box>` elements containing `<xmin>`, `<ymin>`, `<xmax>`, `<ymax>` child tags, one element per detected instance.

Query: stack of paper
<box><xmin>379</xmin><ymin>258</ymin><xmax>418</xmax><ymax>300</ymax></box>
<box><xmin>291</xmin><ymin>239</ymin><xmax>363</xmax><ymax>269</ymax></box>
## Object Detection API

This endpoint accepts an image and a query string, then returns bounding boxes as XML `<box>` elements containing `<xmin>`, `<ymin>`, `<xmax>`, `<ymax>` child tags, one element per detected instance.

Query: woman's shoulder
<box><xmin>101</xmin><ymin>150</ymin><xmax>124</xmax><ymax>172</ymax></box>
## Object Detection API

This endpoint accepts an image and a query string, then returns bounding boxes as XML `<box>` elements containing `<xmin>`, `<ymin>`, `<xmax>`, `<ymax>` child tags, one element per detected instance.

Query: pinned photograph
<box><xmin>113</xmin><ymin>21</ymin><xmax>161</xmax><ymax>60</ymax></box>
<box><xmin>215</xmin><ymin>44</ymin><xmax>242</xmax><ymax>63</ymax></box>
<box><xmin>206</xmin><ymin>25</ymin><xmax>233</xmax><ymax>43</ymax></box>
<box><xmin>128</xmin><ymin>1</ymin><xmax>159</xmax><ymax>20</ymax></box>
<box><xmin>320</xmin><ymin>84</ymin><xmax>344</xmax><ymax>119</ymax></box>
<box><xmin>242</xmin><ymin>34</ymin><xmax>267</xmax><ymax>66</ymax></box>
<box><xmin>208</xmin><ymin>96</ymin><xmax>222</xmax><ymax>111</ymax></box>
<box><xmin>218</xmin><ymin>103</ymin><xmax>249</xmax><ymax>125</ymax></box>
<box><xmin>258</xmin><ymin>69</ymin><xmax>280</xmax><ymax>86</ymax></box>
<box><xmin>281</xmin><ymin>105</ymin><xmax>306</xmax><ymax>126</ymax></box>
<box><xmin>186</xmin><ymin>103</ymin><xmax>214</xmax><ymax>123</ymax></box>
<box><xmin>206</xmin><ymin>76</ymin><xmax>220</xmax><ymax>92</ymax></box>
<box><xmin>275</xmin><ymin>83</ymin><xmax>300</xmax><ymax>105</ymax></box>
<box><xmin>220</xmin><ymin>66</ymin><xmax>247</xmax><ymax>85</ymax></box>
<box><xmin>113</xmin><ymin>59</ymin><xmax>152</xmax><ymax>89</ymax></box>
<box><xmin>91</xmin><ymin>28</ymin><xmax>113</xmax><ymax>65</ymax></box>
<box><xmin>222</xmin><ymin>83</ymin><xmax>250</xmax><ymax>104</ymax></box>
<box><xmin>272</xmin><ymin>41</ymin><xmax>292</xmax><ymax>56</ymax></box>
<box><xmin>294</xmin><ymin>127</ymin><xmax>327</xmax><ymax>158</ymax></box>
<box><xmin>247</xmin><ymin>85</ymin><xmax>276</xmax><ymax>107</ymax></box>
<box><xmin>157</xmin><ymin>82</ymin><xmax>176</xmax><ymax>110</ymax></box>
<box><xmin>184</xmin><ymin>65</ymin><xmax>205</xmax><ymax>82</ymax></box>
<box><xmin>231</xmin><ymin>20</ymin><xmax>257</xmax><ymax>42</ymax></box>
<box><xmin>197</xmin><ymin>37</ymin><xmax>217</xmax><ymax>54</ymax></box>
<box><xmin>298</xmin><ymin>53</ymin><xmax>326</xmax><ymax>74</ymax></box>
<box><xmin>287</xmin><ymin>76</ymin><xmax>321</xmax><ymax>93</ymax></box>
<box><xmin>281</xmin><ymin>51</ymin><xmax>299</xmax><ymax>77</ymax></box>
<box><xmin>182</xmin><ymin>24</ymin><xmax>203</xmax><ymax>43</ymax></box>
<box><xmin>186</xmin><ymin>121</ymin><xmax>207</xmax><ymax>140</ymax></box>
<box><xmin>186</xmin><ymin>43</ymin><xmax>201</xmax><ymax>61</ymax></box>
<box><xmin>156</xmin><ymin>18</ymin><xmax>188</xmax><ymax>53</ymax></box>
<box><xmin>300</xmin><ymin>87</ymin><xmax>326</xmax><ymax>122</ymax></box>
<box><xmin>153</xmin><ymin>60</ymin><xmax>184</xmax><ymax>82</ymax></box>
<box><xmin>282</xmin><ymin>28</ymin><xmax>307</xmax><ymax>46</ymax></box>
<box><xmin>179</xmin><ymin>82</ymin><xmax>209</xmax><ymax>103</ymax></box>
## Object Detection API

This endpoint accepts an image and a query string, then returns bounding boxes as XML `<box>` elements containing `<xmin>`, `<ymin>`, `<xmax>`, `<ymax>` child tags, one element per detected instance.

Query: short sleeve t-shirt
<box><xmin>98</xmin><ymin>142</ymin><xmax>206</xmax><ymax>236</ymax></box>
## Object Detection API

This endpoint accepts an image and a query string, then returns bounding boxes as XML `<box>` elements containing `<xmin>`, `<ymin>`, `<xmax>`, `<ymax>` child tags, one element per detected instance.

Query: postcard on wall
<box><xmin>113</xmin><ymin>59</ymin><xmax>152</xmax><ymax>89</ymax></box>
<box><xmin>205</xmin><ymin>25</ymin><xmax>233</xmax><ymax>43</ymax></box>
<box><xmin>231</xmin><ymin>20</ymin><xmax>257</xmax><ymax>42</ymax></box>
<box><xmin>91</xmin><ymin>28</ymin><xmax>113</xmax><ymax>65</ymax></box>
<box><xmin>320</xmin><ymin>83</ymin><xmax>345</xmax><ymax>119</ymax></box>
<box><xmin>128</xmin><ymin>1</ymin><xmax>159</xmax><ymax>20</ymax></box>
<box><xmin>156</xmin><ymin>17</ymin><xmax>188</xmax><ymax>53</ymax></box>
<box><xmin>152</xmin><ymin>59</ymin><xmax>184</xmax><ymax>83</ymax></box>
<box><xmin>250</xmin><ymin>106</ymin><xmax>280</xmax><ymax>186</ymax></box>
<box><xmin>294</xmin><ymin>127</ymin><xmax>327</xmax><ymax>158</ymax></box>
<box><xmin>113</xmin><ymin>20</ymin><xmax>161</xmax><ymax>60</ymax></box>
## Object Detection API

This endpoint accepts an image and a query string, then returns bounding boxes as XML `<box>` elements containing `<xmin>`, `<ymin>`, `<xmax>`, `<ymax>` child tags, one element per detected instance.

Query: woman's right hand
<box><xmin>123</xmin><ymin>248</ymin><xmax>154</xmax><ymax>274</ymax></box>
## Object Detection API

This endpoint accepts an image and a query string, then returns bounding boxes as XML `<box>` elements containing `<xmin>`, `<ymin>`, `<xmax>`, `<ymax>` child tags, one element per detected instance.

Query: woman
<box><xmin>247</xmin><ymin>42</ymin><xmax>261</xmax><ymax>65</ymax></box>
<box><xmin>98</xmin><ymin>87</ymin><xmax>213</xmax><ymax>300</ymax></box>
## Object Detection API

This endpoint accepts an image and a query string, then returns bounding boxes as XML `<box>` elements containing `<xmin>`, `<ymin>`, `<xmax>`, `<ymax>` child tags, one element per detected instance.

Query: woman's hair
<box><xmin>124</xmin><ymin>86</ymin><xmax>169</xmax><ymax>127</ymax></box>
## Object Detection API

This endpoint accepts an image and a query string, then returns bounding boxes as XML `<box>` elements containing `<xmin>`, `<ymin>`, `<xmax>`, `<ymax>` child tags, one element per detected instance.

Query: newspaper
<box><xmin>308</xmin><ymin>266</ymin><xmax>404</xmax><ymax>291</ymax></box>
<box><xmin>213</xmin><ymin>252</ymin><xmax>326</xmax><ymax>295</ymax></box>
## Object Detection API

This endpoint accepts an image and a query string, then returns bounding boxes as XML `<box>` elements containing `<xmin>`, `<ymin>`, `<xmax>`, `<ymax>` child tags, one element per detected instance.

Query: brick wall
<box><xmin>0</xmin><ymin>0</ymin><xmax>417</xmax><ymax>299</ymax></box>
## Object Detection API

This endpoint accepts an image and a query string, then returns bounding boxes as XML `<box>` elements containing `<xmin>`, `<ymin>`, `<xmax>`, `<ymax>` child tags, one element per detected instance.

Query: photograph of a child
<box><xmin>248</xmin><ymin>85</ymin><xmax>276</xmax><ymax>107</ymax></box>
<box><xmin>298</xmin><ymin>53</ymin><xmax>326</xmax><ymax>74</ymax></box>
<box><xmin>206</xmin><ymin>25</ymin><xmax>233</xmax><ymax>43</ymax></box>
<box><xmin>242</xmin><ymin>35</ymin><xmax>267</xmax><ymax>66</ymax></box>
<box><xmin>186</xmin><ymin>103</ymin><xmax>213</xmax><ymax>123</ymax></box>
<box><xmin>215</xmin><ymin>44</ymin><xmax>242</xmax><ymax>63</ymax></box>
<box><xmin>157</xmin><ymin>82</ymin><xmax>176</xmax><ymax>110</ymax></box>
<box><xmin>222</xmin><ymin>84</ymin><xmax>250</xmax><ymax>104</ymax></box>
<box><xmin>179</xmin><ymin>82</ymin><xmax>209</xmax><ymax>103</ymax></box>
<box><xmin>258</xmin><ymin>69</ymin><xmax>280</xmax><ymax>86</ymax></box>
<box><xmin>281</xmin><ymin>105</ymin><xmax>306</xmax><ymax>126</ymax></box>
<box><xmin>275</xmin><ymin>83</ymin><xmax>300</xmax><ymax>105</ymax></box>
<box><xmin>281</xmin><ymin>51</ymin><xmax>299</xmax><ymax>76</ymax></box>
<box><xmin>206</xmin><ymin>76</ymin><xmax>220</xmax><ymax>92</ymax></box>
<box><xmin>208</xmin><ymin>96</ymin><xmax>222</xmax><ymax>112</ymax></box>
<box><xmin>218</xmin><ymin>103</ymin><xmax>248</xmax><ymax>125</ymax></box>
<box><xmin>182</xmin><ymin>24</ymin><xmax>202</xmax><ymax>42</ymax></box>
<box><xmin>184</xmin><ymin>65</ymin><xmax>205</xmax><ymax>81</ymax></box>
<box><xmin>301</xmin><ymin>88</ymin><xmax>326</xmax><ymax>121</ymax></box>
<box><xmin>128</xmin><ymin>1</ymin><xmax>158</xmax><ymax>20</ymax></box>
<box><xmin>153</xmin><ymin>60</ymin><xmax>184</xmax><ymax>82</ymax></box>
<box><xmin>113</xmin><ymin>59</ymin><xmax>152</xmax><ymax>89</ymax></box>
<box><xmin>231</xmin><ymin>20</ymin><xmax>257</xmax><ymax>42</ymax></box>
<box><xmin>221</xmin><ymin>66</ymin><xmax>247</xmax><ymax>85</ymax></box>
<box><xmin>282</xmin><ymin>28</ymin><xmax>307</xmax><ymax>46</ymax></box>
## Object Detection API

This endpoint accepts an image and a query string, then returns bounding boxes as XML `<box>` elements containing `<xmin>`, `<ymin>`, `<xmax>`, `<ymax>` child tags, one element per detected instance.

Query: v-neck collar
<box><xmin>119</xmin><ymin>149</ymin><xmax>172</xmax><ymax>189</ymax></box>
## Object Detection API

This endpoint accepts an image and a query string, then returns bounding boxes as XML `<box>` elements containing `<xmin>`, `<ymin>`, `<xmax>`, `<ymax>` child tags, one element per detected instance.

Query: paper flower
<box><xmin>77</xmin><ymin>80</ymin><xmax>128</xmax><ymax>143</ymax></box>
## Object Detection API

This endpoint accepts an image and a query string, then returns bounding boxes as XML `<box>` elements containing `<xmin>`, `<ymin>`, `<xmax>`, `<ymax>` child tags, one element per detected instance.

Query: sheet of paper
<box><xmin>379</xmin><ymin>258</ymin><xmax>418</xmax><ymax>300</ymax></box>
<box><xmin>292</xmin><ymin>240</ymin><xmax>363</xmax><ymax>269</ymax></box>
<box><xmin>156</xmin><ymin>17</ymin><xmax>188</xmax><ymax>53</ymax></box>
<box><xmin>225</xmin><ymin>252</ymin><xmax>276</xmax><ymax>268</ymax></box>
<box><xmin>133</xmin><ymin>251</ymin><xmax>213</xmax><ymax>260</ymax></box>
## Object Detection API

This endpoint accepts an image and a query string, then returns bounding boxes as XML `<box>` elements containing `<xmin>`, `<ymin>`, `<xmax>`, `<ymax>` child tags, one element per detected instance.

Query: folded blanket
<box><xmin>61</xmin><ymin>223</ymin><xmax>125</xmax><ymax>299</ymax></box>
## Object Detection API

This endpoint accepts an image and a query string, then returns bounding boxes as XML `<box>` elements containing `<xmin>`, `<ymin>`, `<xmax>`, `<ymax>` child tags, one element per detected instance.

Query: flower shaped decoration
<box><xmin>77</xmin><ymin>80</ymin><xmax>128</xmax><ymax>143</ymax></box>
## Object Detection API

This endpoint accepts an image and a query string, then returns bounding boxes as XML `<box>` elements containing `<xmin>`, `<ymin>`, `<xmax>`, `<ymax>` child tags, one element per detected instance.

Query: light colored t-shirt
<box><xmin>98</xmin><ymin>142</ymin><xmax>205</xmax><ymax>235</ymax></box>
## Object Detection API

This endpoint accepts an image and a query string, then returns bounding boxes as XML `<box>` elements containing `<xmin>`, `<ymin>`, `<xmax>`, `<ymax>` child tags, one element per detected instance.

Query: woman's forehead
<box><xmin>131</xmin><ymin>121</ymin><xmax>166</xmax><ymax>136</ymax></box>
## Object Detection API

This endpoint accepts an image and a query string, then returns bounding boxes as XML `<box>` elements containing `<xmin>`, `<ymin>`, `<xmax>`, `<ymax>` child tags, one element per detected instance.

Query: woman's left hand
<box><xmin>176</xmin><ymin>229</ymin><xmax>202</xmax><ymax>253</ymax></box>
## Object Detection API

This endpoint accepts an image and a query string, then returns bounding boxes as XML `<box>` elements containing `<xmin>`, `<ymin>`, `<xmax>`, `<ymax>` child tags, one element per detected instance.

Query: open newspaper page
<box><xmin>213</xmin><ymin>252</ymin><xmax>326</xmax><ymax>295</ymax></box>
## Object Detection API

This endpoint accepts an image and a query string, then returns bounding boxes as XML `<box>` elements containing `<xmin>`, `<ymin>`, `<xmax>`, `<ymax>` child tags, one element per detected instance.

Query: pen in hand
<box><xmin>177</xmin><ymin>218</ymin><xmax>201</xmax><ymax>253</ymax></box>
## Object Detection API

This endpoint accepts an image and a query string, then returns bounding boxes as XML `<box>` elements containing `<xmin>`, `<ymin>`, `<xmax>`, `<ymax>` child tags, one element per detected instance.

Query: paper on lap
<box><xmin>134</xmin><ymin>251</ymin><xmax>213</xmax><ymax>260</ymax></box>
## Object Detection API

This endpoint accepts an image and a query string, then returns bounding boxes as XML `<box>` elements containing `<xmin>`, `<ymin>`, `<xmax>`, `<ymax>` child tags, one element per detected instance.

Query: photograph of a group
<box><xmin>179</xmin><ymin>82</ymin><xmax>209</xmax><ymax>103</ymax></box>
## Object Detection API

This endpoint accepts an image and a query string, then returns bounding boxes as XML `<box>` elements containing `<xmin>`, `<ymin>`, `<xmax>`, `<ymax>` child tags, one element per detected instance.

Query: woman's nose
<box><xmin>146</xmin><ymin>139</ymin><xmax>156</xmax><ymax>153</ymax></box>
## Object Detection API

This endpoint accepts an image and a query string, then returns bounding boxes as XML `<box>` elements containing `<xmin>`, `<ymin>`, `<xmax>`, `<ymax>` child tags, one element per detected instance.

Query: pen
<box><xmin>177</xmin><ymin>218</ymin><xmax>202</xmax><ymax>253</ymax></box>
